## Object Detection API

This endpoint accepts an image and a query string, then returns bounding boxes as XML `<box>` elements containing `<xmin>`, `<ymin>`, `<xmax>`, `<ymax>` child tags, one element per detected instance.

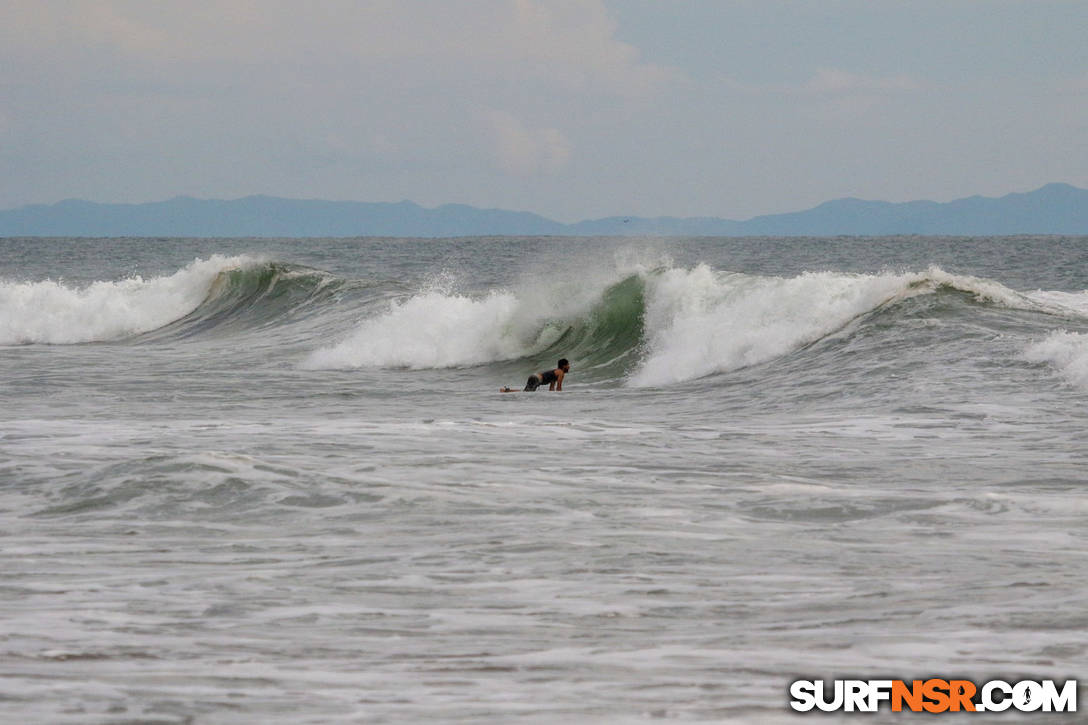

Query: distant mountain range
<box><xmin>1</xmin><ymin>183</ymin><xmax>1086</xmax><ymax>237</ymax></box>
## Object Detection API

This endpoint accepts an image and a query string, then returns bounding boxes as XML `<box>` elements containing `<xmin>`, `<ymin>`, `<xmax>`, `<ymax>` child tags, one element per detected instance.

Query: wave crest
<box><xmin>0</xmin><ymin>255</ymin><xmax>260</xmax><ymax>345</ymax></box>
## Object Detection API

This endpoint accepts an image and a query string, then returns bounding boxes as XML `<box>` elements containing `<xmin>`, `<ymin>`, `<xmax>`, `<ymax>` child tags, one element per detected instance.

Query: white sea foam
<box><xmin>302</xmin><ymin>289</ymin><xmax>537</xmax><ymax>369</ymax></box>
<box><xmin>1024</xmin><ymin>289</ymin><xmax>1088</xmax><ymax>317</ymax></box>
<box><xmin>628</xmin><ymin>265</ymin><xmax>913</xmax><ymax>386</ymax></box>
<box><xmin>1024</xmin><ymin>330</ymin><xmax>1088</xmax><ymax>388</ymax></box>
<box><xmin>0</xmin><ymin>255</ymin><xmax>258</xmax><ymax>344</ymax></box>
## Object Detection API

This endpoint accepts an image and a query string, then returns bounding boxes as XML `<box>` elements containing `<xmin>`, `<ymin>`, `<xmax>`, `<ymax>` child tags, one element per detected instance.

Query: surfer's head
<box><xmin>558</xmin><ymin>358</ymin><xmax>570</xmax><ymax>372</ymax></box>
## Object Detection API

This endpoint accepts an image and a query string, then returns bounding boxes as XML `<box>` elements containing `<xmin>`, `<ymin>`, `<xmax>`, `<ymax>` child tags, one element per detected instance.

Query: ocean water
<box><xmin>2</xmin><ymin>235</ymin><xmax>1087</xmax><ymax>723</ymax></box>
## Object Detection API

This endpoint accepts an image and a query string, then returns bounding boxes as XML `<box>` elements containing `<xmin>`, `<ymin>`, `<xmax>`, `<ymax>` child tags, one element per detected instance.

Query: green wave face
<box><xmin>534</xmin><ymin>274</ymin><xmax>647</xmax><ymax>383</ymax></box>
<box><xmin>142</xmin><ymin>262</ymin><xmax>346</xmax><ymax>342</ymax></box>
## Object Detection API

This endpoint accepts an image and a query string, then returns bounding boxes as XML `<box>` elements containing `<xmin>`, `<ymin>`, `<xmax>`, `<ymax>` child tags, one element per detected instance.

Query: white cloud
<box><xmin>0</xmin><ymin>7</ymin><xmax>658</xmax><ymax>192</ymax></box>
<box><xmin>1</xmin><ymin>1</ymin><xmax>677</xmax><ymax>98</ymax></box>
<box><xmin>0</xmin><ymin>0</ymin><xmax>684</xmax><ymax>205</ymax></box>
<box><xmin>480</xmin><ymin>110</ymin><xmax>571</xmax><ymax>176</ymax></box>
<box><xmin>703</xmin><ymin>68</ymin><xmax>924</xmax><ymax>100</ymax></box>
<box><xmin>785</xmin><ymin>68</ymin><xmax>927</xmax><ymax>122</ymax></box>
<box><xmin>803</xmin><ymin>68</ymin><xmax>924</xmax><ymax>95</ymax></box>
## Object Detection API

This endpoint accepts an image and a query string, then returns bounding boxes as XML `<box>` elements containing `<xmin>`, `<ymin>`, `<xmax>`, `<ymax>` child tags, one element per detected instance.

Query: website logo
<box><xmin>789</xmin><ymin>679</ymin><xmax>1077</xmax><ymax>713</ymax></box>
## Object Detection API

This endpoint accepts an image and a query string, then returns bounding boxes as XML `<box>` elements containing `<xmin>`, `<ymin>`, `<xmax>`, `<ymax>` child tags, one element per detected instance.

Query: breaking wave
<box><xmin>8</xmin><ymin>253</ymin><xmax>1085</xmax><ymax>387</ymax></box>
<box><xmin>1025</xmin><ymin>330</ymin><xmax>1088</xmax><ymax>389</ymax></box>
<box><xmin>304</xmin><ymin>263</ymin><xmax>1086</xmax><ymax>386</ymax></box>
<box><xmin>0</xmin><ymin>255</ymin><xmax>262</xmax><ymax>344</ymax></box>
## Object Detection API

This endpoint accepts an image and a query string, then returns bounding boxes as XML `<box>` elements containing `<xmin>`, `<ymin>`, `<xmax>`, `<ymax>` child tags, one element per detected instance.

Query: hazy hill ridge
<box><xmin>1</xmin><ymin>183</ymin><xmax>1085</xmax><ymax>237</ymax></box>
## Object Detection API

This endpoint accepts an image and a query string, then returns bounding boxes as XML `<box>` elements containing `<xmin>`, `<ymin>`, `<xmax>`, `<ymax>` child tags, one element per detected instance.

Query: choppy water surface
<box><xmin>2</xmin><ymin>236</ymin><xmax>1087</xmax><ymax>723</ymax></box>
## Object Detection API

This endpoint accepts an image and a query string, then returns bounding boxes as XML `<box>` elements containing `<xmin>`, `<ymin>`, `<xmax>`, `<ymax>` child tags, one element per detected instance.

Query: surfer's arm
<box><xmin>552</xmin><ymin>369</ymin><xmax>564</xmax><ymax>391</ymax></box>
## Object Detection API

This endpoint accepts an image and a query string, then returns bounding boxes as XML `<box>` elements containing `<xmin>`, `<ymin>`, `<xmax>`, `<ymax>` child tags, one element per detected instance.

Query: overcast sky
<box><xmin>2</xmin><ymin>1</ymin><xmax>1086</xmax><ymax>221</ymax></box>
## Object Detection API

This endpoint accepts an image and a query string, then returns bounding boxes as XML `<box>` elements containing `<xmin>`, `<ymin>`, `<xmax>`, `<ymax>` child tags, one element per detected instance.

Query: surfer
<box><xmin>501</xmin><ymin>358</ymin><xmax>570</xmax><ymax>392</ymax></box>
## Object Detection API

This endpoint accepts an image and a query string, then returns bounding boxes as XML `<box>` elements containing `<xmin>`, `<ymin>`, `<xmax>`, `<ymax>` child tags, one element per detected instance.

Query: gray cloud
<box><xmin>1</xmin><ymin>1</ymin><xmax>1085</xmax><ymax>220</ymax></box>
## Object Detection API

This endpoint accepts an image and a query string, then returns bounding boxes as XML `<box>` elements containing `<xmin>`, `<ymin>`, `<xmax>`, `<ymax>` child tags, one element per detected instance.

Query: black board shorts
<box><xmin>524</xmin><ymin>374</ymin><xmax>542</xmax><ymax>391</ymax></box>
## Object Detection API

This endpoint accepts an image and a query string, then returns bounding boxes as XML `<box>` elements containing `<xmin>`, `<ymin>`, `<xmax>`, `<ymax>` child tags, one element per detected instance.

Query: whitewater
<box><xmin>2</xmin><ymin>234</ymin><xmax>1087</xmax><ymax>723</ymax></box>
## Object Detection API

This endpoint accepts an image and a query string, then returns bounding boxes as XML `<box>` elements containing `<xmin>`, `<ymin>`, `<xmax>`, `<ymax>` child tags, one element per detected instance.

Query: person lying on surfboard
<box><xmin>501</xmin><ymin>358</ymin><xmax>570</xmax><ymax>392</ymax></box>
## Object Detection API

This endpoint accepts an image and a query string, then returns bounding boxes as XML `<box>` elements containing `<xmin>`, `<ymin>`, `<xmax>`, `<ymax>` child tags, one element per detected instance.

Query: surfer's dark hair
<box><xmin>558</xmin><ymin>358</ymin><xmax>569</xmax><ymax>368</ymax></box>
